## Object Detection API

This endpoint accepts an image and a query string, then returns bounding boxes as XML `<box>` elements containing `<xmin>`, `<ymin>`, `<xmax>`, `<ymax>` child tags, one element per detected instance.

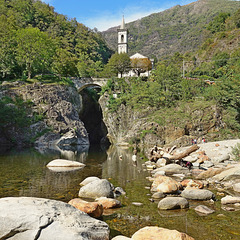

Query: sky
<box><xmin>42</xmin><ymin>0</ymin><xmax>196</xmax><ymax>31</ymax></box>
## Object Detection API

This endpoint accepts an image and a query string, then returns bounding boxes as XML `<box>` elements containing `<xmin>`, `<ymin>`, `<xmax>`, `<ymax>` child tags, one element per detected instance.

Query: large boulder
<box><xmin>79</xmin><ymin>179</ymin><xmax>114</xmax><ymax>199</ymax></box>
<box><xmin>151</xmin><ymin>176</ymin><xmax>181</xmax><ymax>193</ymax></box>
<box><xmin>80</xmin><ymin>177</ymin><xmax>101</xmax><ymax>186</ymax></box>
<box><xmin>0</xmin><ymin>197</ymin><xmax>109</xmax><ymax>240</ymax></box>
<box><xmin>131</xmin><ymin>226</ymin><xmax>194</xmax><ymax>240</ymax></box>
<box><xmin>196</xmin><ymin>167</ymin><xmax>226</xmax><ymax>179</ymax></box>
<box><xmin>181</xmin><ymin>189</ymin><xmax>215</xmax><ymax>201</ymax></box>
<box><xmin>68</xmin><ymin>198</ymin><xmax>103</xmax><ymax>218</ymax></box>
<box><xmin>212</xmin><ymin>164</ymin><xmax>240</xmax><ymax>182</ymax></box>
<box><xmin>158</xmin><ymin>197</ymin><xmax>189</xmax><ymax>210</ymax></box>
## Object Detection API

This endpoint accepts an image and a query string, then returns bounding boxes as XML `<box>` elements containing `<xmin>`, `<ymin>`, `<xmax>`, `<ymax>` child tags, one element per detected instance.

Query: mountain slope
<box><xmin>102</xmin><ymin>0</ymin><xmax>240</xmax><ymax>58</ymax></box>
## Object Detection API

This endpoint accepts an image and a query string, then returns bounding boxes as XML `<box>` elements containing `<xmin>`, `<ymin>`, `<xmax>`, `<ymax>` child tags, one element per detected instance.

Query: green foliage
<box><xmin>232</xmin><ymin>143</ymin><xmax>240</xmax><ymax>161</ymax></box>
<box><xmin>232</xmin><ymin>9</ymin><xmax>240</xmax><ymax>28</ymax></box>
<box><xmin>0</xmin><ymin>0</ymin><xmax>112</xmax><ymax>80</ymax></box>
<box><xmin>0</xmin><ymin>96</ymin><xmax>33</xmax><ymax>128</ymax></box>
<box><xmin>106</xmin><ymin>53</ymin><xmax>131</xmax><ymax>78</ymax></box>
<box><xmin>207</xmin><ymin>12</ymin><xmax>230</xmax><ymax>33</ymax></box>
<box><xmin>103</xmin><ymin>0</ymin><xmax>240</xmax><ymax>59</ymax></box>
<box><xmin>15</xmin><ymin>27</ymin><xmax>56</xmax><ymax>79</ymax></box>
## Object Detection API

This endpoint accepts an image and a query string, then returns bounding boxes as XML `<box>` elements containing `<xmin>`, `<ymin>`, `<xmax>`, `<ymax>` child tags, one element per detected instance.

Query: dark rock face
<box><xmin>0</xmin><ymin>82</ymin><xmax>89</xmax><ymax>147</ymax></box>
<box><xmin>99</xmin><ymin>93</ymin><xmax>223</xmax><ymax>147</ymax></box>
<box><xmin>79</xmin><ymin>89</ymin><xmax>109</xmax><ymax>145</ymax></box>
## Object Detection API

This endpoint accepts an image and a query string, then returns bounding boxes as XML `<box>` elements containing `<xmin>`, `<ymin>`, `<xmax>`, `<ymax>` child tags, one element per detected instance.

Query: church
<box><xmin>117</xmin><ymin>16</ymin><xmax>154</xmax><ymax>78</ymax></box>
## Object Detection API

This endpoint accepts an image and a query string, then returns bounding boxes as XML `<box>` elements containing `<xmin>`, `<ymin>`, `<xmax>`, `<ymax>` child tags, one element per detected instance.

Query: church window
<box><xmin>121</xmin><ymin>34</ymin><xmax>124</xmax><ymax>43</ymax></box>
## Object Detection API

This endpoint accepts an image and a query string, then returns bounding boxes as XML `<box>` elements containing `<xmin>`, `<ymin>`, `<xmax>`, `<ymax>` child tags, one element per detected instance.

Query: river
<box><xmin>0</xmin><ymin>145</ymin><xmax>240</xmax><ymax>239</ymax></box>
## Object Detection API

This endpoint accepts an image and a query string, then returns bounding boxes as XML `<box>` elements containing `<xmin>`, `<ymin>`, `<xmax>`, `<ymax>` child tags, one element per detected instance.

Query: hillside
<box><xmin>102</xmin><ymin>0</ymin><xmax>240</xmax><ymax>59</ymax></box>
<box><xmin>0</xmin><ymin>0</ymin><xmax>112</xmax><ymax>80</ymax></box>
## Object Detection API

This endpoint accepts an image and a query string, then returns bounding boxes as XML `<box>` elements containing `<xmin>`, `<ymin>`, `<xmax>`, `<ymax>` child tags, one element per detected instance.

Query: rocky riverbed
<box><xmin>1</xmin><ymin>140</ymin><xmax>240</xmax><ymax>239</ymax></box>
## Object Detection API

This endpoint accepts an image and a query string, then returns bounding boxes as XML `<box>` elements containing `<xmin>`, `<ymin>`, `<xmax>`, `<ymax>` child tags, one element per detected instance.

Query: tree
<box><xmin>15</xmin><ymin>27</ymin><xmax>55</xmax><ymax>79</ymax></box>
<box><xmin>107</xmin><ymin>53</ymin><xmax>131</xmax><ymax>77</ymax></box>
<box><xmin>131</xmin><ymin>57</ymin><xmax>152</xmax><ymax>77</ymax></box>
<box><xmin>52</xmin><ymin>48</ymin><xmax>78</xmax><ymax>77</ymax></box>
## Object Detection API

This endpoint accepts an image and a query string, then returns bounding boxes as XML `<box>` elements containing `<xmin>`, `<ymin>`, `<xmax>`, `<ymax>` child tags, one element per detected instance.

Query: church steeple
<box><xmin>118</xmin><ymin>16</ymin><xmax>128</xmax><ymax>54</ymax></box>
<box><xmin>120</xmin><ymin>15</ymin><xmax>125</xmax><ymax>29</ymax></box>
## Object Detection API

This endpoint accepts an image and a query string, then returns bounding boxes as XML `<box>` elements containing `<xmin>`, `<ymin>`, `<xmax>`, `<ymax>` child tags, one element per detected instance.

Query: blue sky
<box><xmin>42</xmin><ymin>0</ymin><xmax>196</xmax><ymax>31</ymax></box>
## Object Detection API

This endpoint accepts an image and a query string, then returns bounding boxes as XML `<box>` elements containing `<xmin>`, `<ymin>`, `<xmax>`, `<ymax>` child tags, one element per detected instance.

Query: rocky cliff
<box><xmin>99</xmin><ymin>93</ymin><xmax>225</xmax><ymax>147</ymax></box>
<box><xmin>0</xmin><ymin>81</ymin><xmax>89</xmax><ymax>148</ymax></box>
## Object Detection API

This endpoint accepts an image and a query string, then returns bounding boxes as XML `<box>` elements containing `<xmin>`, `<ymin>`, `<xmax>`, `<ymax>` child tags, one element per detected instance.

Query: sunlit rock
<box><xmin>0</xmin><ymin>197</ymin><xmax>109</xmax><ymax>240</ymax></box>
<box><xmin>79</xmin><ymin>179</ymin><xmax>114</xmax><ymax>199</ymax></box>
<box><xmin>46</xmin><ymin>159</ymin><xmax>85</xmax><ymax>172</ymax></box>
<box><xmin>68</xmin><ymin>198</ymin><xmax>103</xmax><ymax>218</ymax></box>
<box><xmin>96</xmin><ymin>197</ymin><xmax>121</xmax><ymax>209</ymax></box>
<box><xmin>131</xmin><ymin>226</ymin><xmax>194</xmax><ymax>240</ymax></box>
<box><xmin>221</xmin><ymin>195</ymin><xmax>240</xmax><ymax>205</ymax></box>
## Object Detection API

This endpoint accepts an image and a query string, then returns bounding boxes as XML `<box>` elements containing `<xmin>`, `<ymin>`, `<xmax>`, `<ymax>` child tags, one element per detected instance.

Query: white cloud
<box><xmin>80</xmin><ymin>6</ymin><xmax>165</xmax><ymax>31</ymax></box>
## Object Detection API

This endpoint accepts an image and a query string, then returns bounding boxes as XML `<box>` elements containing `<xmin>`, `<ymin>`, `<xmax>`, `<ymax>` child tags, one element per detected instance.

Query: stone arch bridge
<box><xmin>72</xmin><ymin>78</ymin><xmax>108</xmax><ymax>92</ymax></box>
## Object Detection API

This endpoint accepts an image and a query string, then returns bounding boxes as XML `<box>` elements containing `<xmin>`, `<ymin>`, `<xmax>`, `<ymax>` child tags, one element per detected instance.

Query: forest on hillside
<box><xmin>102</xmin><ymin>9</ymin><xmax>240</xmax><ymax>140</ymax></box>
<box><xmin>102</xmin><ymin>0</ymin><xmax>240</xmax><ymax>59</ymax></box>
<box><xmin>0</xmin><ymin>0</ymin><xmax>112</xmax><ymax>80</ymax></box>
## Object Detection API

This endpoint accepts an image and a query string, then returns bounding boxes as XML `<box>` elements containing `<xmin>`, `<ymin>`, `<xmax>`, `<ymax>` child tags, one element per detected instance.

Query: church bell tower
<box><xmin>118</xmin><ymin>16</ymin><xmax>128</xmax><ymax>54</ymax></box>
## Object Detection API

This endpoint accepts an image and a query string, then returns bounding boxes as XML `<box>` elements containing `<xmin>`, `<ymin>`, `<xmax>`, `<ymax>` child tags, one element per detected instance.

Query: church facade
<box><xmin>117</xmin><ymin>16</ymin><xmax>153</xmax><ymax>78</ymax></box>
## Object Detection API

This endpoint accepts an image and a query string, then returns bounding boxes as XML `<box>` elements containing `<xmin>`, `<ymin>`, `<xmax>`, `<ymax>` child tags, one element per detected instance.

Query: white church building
<box><xmin>117</xmin><ymin>16</ymin><xmax>154</xmax><ymax>78</ymax></box>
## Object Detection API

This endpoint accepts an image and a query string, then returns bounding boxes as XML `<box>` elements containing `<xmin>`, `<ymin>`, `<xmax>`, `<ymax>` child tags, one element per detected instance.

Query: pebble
<box><xmin>132</xmin><ymin>202</ymin><xmax>143</xmax><ymax>206</ymax></box>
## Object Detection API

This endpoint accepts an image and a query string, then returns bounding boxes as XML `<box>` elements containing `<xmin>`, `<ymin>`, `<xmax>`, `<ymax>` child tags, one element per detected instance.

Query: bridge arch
<box><xmin>72</xmin><ymin>78</ymin><xmax>107</xmax><ymax>92</ymax></box>
<box><xmin>77</xmin><ymin>83</ymin><xmax>102</xmax><ymax>92</ymax></box>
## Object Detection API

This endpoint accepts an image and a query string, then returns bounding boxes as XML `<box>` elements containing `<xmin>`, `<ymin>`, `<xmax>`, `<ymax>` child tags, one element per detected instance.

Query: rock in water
<box><xmin>0</xmin><ymin>197</ymin><xmax>109</xmax><ymax>240</ymax></box>
<box><xmin>80</xmin><ymin>176</ymin><xmax>101</xmax><ymax>186</ymax></box>
<box><xmin>96</xmin><ymin>197</ymin><xmax>122</xmax><ymax>209</ymax></box>
<box><xmin>158</xmin><ymin>197</ymin><xmax>189</xmax><ymax>210</ymax></box>
<box><xmin>195</xmin><ymin>205</ymin><xmax>215</xmax><ymax>215</ymax></box>
<box><xmin>181</xmin><ymin>189</ymin><xmax>215</xmax><ymax>201</ymax></box>
<box><xmin>68</xmin><ymin>198</ymin><xmax>103</xmax><ymax>218</ymax></box>
<box><xmin>221</xmin><ymin>195</ymin><xmax>240</xmax><ymax>205</ymax></box>
<box><xmin>79</xmin><ymin>179</ymin><xmax>114</xmax><ymax>199</ymax></box>
<box><xmin>131</xmin><ymin>226</ymin><xmax>195</xmax><ymax>240</ymax></box>
<box><xmin>46</xmin><ymin>159</ymin><xmax>85</xmax><ymax>172</ymax></box>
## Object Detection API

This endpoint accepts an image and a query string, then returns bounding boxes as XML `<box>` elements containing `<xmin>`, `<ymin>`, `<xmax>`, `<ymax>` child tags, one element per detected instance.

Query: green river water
<box><xmin>0</xmin><ymin>145</ymin><xmax>240</xmax><ymax>240</ymax></box>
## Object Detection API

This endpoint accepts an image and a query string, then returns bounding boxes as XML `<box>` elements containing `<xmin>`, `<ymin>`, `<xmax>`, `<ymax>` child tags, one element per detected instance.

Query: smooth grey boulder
<box><xmin>181</xmin><ymin>189</ymin><xmax>215</xmax><ymax>201</ymax></box>
<box><xmin>80</xmin><ymin>177</ymin><xmax>101</xmax><ymax>186</ymax></box>
<box><xmin>195</xmin><ymin>205</ymin><xmax>215</xmax><ymax>215</ymax></box>
<box><xmin>158</xmin><ymin>197</ymin><xmax>189</xmax><ymax>210</ymax></box>
<box><xmin>79</xmin><ymin>179</ymin><xmax>114</xmax><ymax>199</ymax></box>
<box><xmin>0</xmin><ymin>197</ymin><xmax>109</xmax><ymax>240</ymax></box>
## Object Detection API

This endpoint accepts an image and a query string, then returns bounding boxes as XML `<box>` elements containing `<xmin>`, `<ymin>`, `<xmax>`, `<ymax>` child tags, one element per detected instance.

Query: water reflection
<box><xmin>103</xmin><ymin>145</ymin><xmax>148</xmax><ymax>186</ymax></box>
<box><xmin>1</xmin><ymin>145</ymin><xmax>240</xmax><ymax>240</ymax></box>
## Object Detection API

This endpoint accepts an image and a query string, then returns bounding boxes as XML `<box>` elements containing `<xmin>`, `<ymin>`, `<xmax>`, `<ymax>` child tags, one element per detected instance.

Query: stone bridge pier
<box><xmin>72</xmin><ymin>78</ymin><xmax>107</xmax><ymax>92</ymax></box>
